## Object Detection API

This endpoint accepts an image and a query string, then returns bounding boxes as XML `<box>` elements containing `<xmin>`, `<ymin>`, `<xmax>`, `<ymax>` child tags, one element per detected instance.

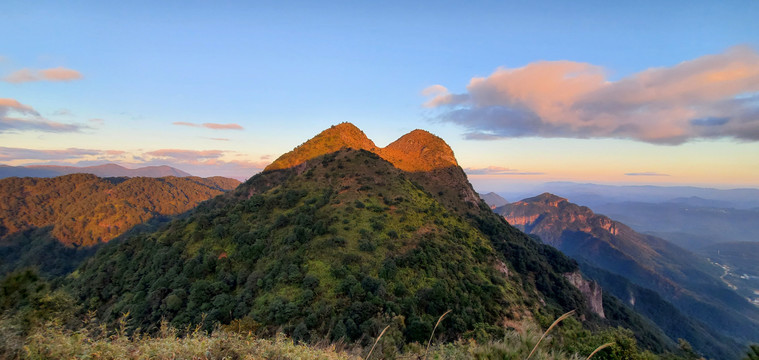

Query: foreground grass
<box><xmin>3</xmin><ymin>318</ymin><xmax>605</xmax><ymax>360</ymax></box>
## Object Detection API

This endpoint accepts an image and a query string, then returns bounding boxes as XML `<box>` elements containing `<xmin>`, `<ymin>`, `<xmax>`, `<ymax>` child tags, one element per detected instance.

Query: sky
<box><xmin>1</xmin><ymin>0</ymin><xmax>758</xmax><ymax>190</ymax></box>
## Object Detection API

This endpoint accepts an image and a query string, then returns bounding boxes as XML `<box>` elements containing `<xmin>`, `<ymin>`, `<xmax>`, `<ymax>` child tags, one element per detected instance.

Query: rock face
<box><xmin>564</xmin><ymin>271</ymin><xmax>605</xmax><ymax>318</ymax></box>
<box><xmin>496</xmin><ymin>193</ymin><xmax>620</xmax><ymax>247</ymax></box>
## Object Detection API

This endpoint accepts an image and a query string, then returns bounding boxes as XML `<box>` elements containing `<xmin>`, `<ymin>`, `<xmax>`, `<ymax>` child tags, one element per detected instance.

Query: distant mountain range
<box><xmin>479</xmin><ymin>192</ymin><xmax>508</xmax><ymax>209</ymax></box>
<box><xmin>494</xmin><ymin>182</ymin><xmax>759</xmax><ymax>210</ymax></box>
<box><xmin>496</xmin><ymin>193</ymin><xmax>759</xmax><ymax>359</ymax></box>
<box><xmin>0</xmin><ymin>163</ymin><xmax>192</xmax><ymax>179</ymax></box>
<box><xmin>485</xmin><ymin>182</ymin><xmax>759</xmax><ymax>250</ymax></box>
<box><xmin>593</xmin><ymin>201</ymin><xmax>759</xmax><ymax>250</ymax></box>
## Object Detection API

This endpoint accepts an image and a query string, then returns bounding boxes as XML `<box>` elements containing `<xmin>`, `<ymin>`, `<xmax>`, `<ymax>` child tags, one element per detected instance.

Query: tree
<box><xmin>745</xmin><ymin>344</ymin><xmax>759</xmax><ymax>360</ymax></box>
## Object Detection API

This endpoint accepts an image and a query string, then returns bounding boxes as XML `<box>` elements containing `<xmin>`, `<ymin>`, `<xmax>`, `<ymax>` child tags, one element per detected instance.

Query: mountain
<box><xmin>264</xmin><ymin>124</ymin><xmax>459</xmax><ymax>173</ymax></box>
<box><xmin>480</xmin><ymin>192</ymin><xmax>508</xmax><ymax>209</ymax></box>
<box><xmin>69</xmin><ymin>124</ymin><xmax>674</xmax><ymax>353</ymax></box>
<box><xmin>489</xmin><ymin>182</ymin><xmax>759</xmax><ymax>210</ymax></box>
<box><xmin>496</xmin><ymin>193</ymin><xmax>759</xmax><ymax>358</ymax></box>
<box><xmin>593</xmin><ymin>201</ymin><xmax>759</xmax><ymax>250</ymax></box>
<box><xmin>0</xmin><ymin>174</ymin><xmax>239</xmax><ymax>276</ymax></box>
<box><xmin>0</xmin><ymin>163</ymin><xmax>192</xmax><ymax>179</ymax></box>
<box><xmin>579</xmin><ymin>263</ymin><xmax>742</xmax><ymax>360</ymax></box>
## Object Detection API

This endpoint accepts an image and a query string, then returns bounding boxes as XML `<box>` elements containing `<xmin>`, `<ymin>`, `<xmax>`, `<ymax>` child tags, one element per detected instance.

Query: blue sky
<box><xmin>1</xmin><ymin>0</ymin><xmax>758</xmax><ymax>188</ymax></box>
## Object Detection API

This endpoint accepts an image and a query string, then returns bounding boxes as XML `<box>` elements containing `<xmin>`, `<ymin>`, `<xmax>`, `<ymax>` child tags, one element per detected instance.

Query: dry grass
<box><xmin>23</xmin><ymin>320</ymin><xmax>362</xmax><ymax>360</ymax></box>
<box><xmin>7</xmin><ymin>311</ymin><xmax>625</xmax><ymax>360</ymax></box>
<box><xmin>586</xmin><ymin>342</ymin><xmax>614</xmax><ymax>359</ymax></box>
<box><xmin>425</xmin><ymin>309</ymin><xmax>452</xmax><ymax>359</ymax></box>
<box><xmin>527</xmin><ymin>310</ymin><xmax>576</xmax><ymax>360</ymax></box>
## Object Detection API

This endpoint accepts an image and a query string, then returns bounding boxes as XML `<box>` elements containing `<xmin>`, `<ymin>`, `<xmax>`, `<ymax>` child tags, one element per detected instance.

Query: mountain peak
<box><xmin>265</xmin><ymin>122</ymin><xmax>378</xmax><ymax>171</ymax></box>
<box><xmin>521</xmin><ymin>192</ymin><xmax>567</xmax><ymax>207</ymax></box>
<box><xmin>381</xmin><ymin>129</ymin><xmax>458</xmax><ymax>172</ymax></box>
<box><xmin>265</xmin><ymin>124</ymin><xmax>459</xmax><ymax>173</ymax></box>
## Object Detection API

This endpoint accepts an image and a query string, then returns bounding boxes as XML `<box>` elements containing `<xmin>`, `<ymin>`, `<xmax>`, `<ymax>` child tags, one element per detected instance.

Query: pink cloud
<box><xmin>1</xmin><ymin>98</ymin><xmax>83</xmax><ymax>133</ymax></box>
<box><xmin>141</xmin><ymin>148</ymin><xmax>265</xmax><ymax>180</ymax></box>
<box><xmin>0</xmin><ymin>98</ymin><xmax>39</xmax><ymax>115</ymax></box>
<box><xmin>425</xmin><ymin>45</ymin><xmax>759</xmax><ymax>144</ymax></box>
<box><xmin>145</xmin><ymin>149</ymin><xmax>225</xmax><ymax>164</ymax></box>
<box><xmin>0</xmin><ymin>147</ymin><xmax>101</xmax><ymax>161</ymax></box>
<box><xmin>3</xmin><ymin>67</ymin><xmax>83</xmax><ymax>83</ymax></box>
<box><xmin>203</xmin><ymin>123</ymin><xmax>243</xmax><ymax>130</ymax></box>
<box><xmin>172</xmin><ymin>121</ymin><xmax>200</xmax><ymax>127</ymax></box>
<box><xmin>464</xmin><ymin>166</ymin><xmax>544</xmax><ymax>175</ymax></box>
<box><xmin>172</xmin><ymin>121</ymin><xmax>244</xmax><ymax>130</ymax></box>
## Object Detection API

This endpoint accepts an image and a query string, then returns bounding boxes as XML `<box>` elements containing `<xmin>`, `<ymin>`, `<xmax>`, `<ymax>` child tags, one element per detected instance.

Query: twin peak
<box><xmin>265</xmin><ymin>123</ymin><xmax>459</xmax><ymax>173</ymax></box>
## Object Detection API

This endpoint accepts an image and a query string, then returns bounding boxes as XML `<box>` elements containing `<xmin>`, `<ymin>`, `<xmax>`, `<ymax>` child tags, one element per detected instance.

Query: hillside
<box><xmin>0</xmin><ymin>174</ymin><xmax>239</xmax><ymax>276</ymax></box>
<box><xmin>69</xmin><ymin>124</ymin><xmax>676</xmax><ymax>355</ymax></box>
<box><xmin>497</xmin><ymin>193</ymin><xmax>759</xmax><ymax>358</ymax></box>
<box><xmin>0</xmin><ymin>163</ymin><xmax>193</xmax><ymax>179</ymax></box>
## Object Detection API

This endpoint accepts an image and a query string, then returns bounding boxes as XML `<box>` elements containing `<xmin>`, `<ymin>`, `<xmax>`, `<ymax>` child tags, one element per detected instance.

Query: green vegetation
<box><xmin>497</xmin><ymin>193</ymin><xmax>759</xmax><ymax>358</ymax></box>
<box><xmin>0</xmin><ymin>274</ymin><xmax>694</xmax><ymax>360</ymax></box>
<box><xmin>0</xmin><ymin>125</ymin><xmax>723</xmax><ymax>359</ymax></box>
<box><xmin>63</xmin><ymin>148</ymin><xmax>684</xmax><ymax>358</ymax></box>
<box><xmin>745</xmin><ymin>344</ymin><xmax>759</xmax><ymax>360</ymax></box>
<box><xmin>72</xmin><ymin>150</ymin><xmax>530</xmax><ymax>345</ymax></box>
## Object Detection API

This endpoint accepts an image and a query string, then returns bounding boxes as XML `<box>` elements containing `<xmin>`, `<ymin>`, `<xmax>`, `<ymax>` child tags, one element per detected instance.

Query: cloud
<box><xmin>142</xmin><ymin>148</ymin><xmax>265</xmax><ymax>180</ymax></box>
<box><xmin>425</xmin><ymin>45</ymin><xmax>759</xmax><ymax>144</ymax></box>
<box><xmin>0</xmin><ymin>147</ymin><xmax>101</xmax><ymax>161</ymax></box>
<box><xmin>464</xmin><ymin>166</ymin><xmax>544</xmax><ymax>175</ymax></box>
<box><xmin>172</xmin><ymin>121</ymin><xmax>244</xmax><ymax>130</ymax></box>
<box><xmin>52</xmin><ymin>109</ymin><xmax>73</xmax><ymax>116</ymax></box>
<box><xmin>0</xmin><ymin>98</ymin><xmax>84</xmax><ymax>133</ymax></box>
<box><xmin>4</xmin><ymin>67</ymin><xmax>83</xmax><ymax>83</ymax></box>
<box><xmin>625</xmin><ymin>172</ymin><xmax>670</xmax><ymax>176</ymax></box>
<box><xmin>145</xmin><ymin>149</ymin><xmax>225</xmax><ymax>164</ymax></box>
<box><xmin>208</xmin><ymin>137</ymin><xmax>230</xmax><ymax>141</ymax></box>
<box><xmin>1</xmin><ymin>145</ymin><xmax>265</xmax><ymax>181</ymax></box>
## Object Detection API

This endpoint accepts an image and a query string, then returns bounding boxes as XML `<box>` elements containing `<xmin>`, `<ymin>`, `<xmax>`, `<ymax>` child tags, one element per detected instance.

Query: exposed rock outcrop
<box><xmin>564</xmin><ymin>271</ymin><xmax>605</xmax><ymax>318</ymax></box>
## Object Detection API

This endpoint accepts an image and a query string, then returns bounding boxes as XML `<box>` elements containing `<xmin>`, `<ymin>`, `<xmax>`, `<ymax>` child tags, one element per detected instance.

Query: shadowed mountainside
<box><xmin>496</xmin><ymin>193</ymin><xmax>759</xmax><ymax>358</ymax></box>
